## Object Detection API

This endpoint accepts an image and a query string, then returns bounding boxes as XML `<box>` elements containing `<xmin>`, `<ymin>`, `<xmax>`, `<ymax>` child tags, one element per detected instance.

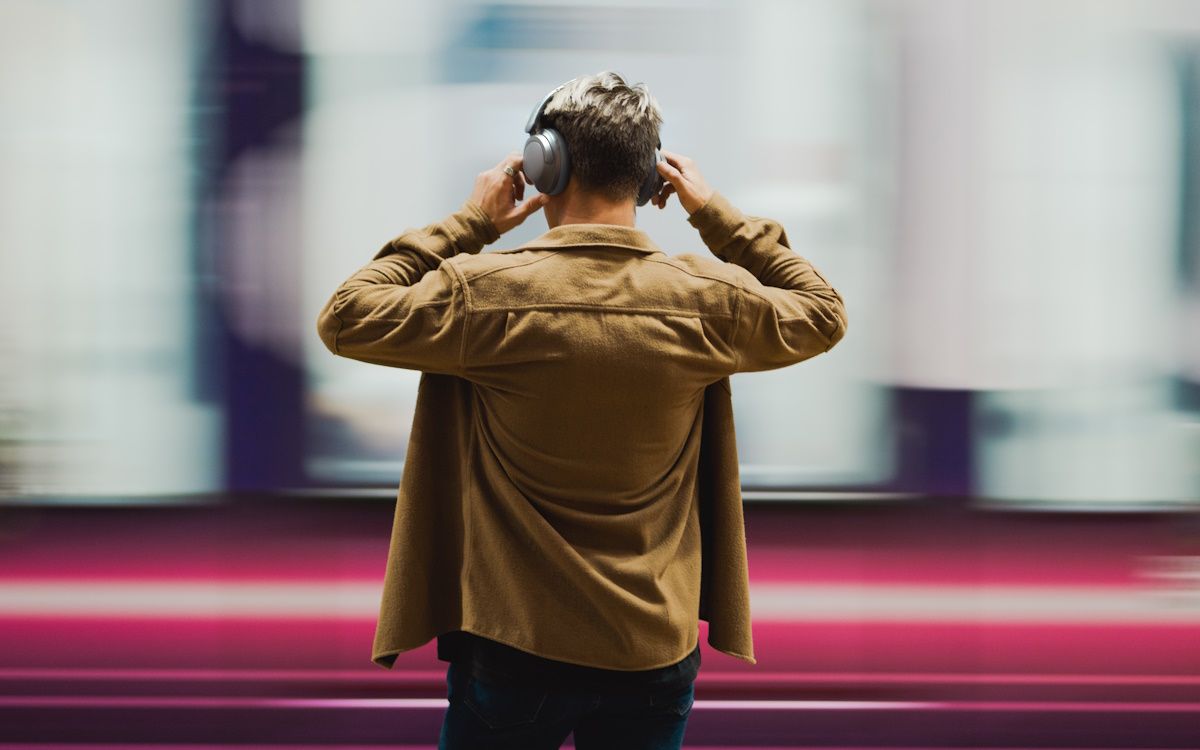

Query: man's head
<box><xmin>538</xmin><ymin>72</ymin><xmax>663</xmax><ymax>205</ymax></box>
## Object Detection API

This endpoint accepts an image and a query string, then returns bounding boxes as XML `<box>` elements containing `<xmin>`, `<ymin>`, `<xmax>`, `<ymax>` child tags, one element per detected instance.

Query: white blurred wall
<box><xmin>0</xmin><ymin>0</ymin><xmax>220</xmax><ymax>499</ymax></box>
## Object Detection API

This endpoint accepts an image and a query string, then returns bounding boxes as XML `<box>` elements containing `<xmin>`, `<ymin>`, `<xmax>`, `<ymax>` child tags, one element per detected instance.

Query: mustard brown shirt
<box><xmin>317</xmin><ymin>192</ymin><xmax>847</xmax><ymax>671</ymax></box>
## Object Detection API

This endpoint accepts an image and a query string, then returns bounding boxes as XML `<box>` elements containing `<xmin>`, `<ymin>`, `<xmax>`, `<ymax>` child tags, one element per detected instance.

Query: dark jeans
<box><xmin>438</xmin><ymin>660</ymin><xmax>695</xmax><ymax>750</ymax></box>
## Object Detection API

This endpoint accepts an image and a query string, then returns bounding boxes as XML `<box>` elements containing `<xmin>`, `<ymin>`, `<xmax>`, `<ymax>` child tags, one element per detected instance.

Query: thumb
<box><xmin>514</xmin><ymin>192</ymin><xmax>550</xmax><ymax>219</ymax></box>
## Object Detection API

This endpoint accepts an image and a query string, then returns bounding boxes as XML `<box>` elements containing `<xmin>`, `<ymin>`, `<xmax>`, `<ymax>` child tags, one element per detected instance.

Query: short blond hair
<box><xmin>540</xmin><ymin>72</ymin><xmax>663</xmax><ymax>202</ymax></box>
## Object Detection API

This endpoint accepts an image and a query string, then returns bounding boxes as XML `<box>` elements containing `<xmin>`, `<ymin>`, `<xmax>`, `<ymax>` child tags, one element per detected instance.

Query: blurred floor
<box><xmin>0</xmin><ymin>497</ymin><xmax>1197</xmax><ymax>747</ymax></box>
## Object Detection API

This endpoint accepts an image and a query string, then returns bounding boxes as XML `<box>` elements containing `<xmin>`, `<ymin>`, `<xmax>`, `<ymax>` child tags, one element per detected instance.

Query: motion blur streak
<box><xmin>1</xmin><ymin>580</ymin><xmax>1198</xmax><ymax>623</ymax></box>
<box><xmin>1</xmin><ymin>0</ymin><xmax>1199</xmax><ymax>747</ymax></box>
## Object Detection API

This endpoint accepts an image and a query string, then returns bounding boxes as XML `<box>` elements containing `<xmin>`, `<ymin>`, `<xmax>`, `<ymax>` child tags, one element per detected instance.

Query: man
<box><xmin>317</xmin><ymin>72</ymin><xmax>846</xmax><ymax>750</ymax></box>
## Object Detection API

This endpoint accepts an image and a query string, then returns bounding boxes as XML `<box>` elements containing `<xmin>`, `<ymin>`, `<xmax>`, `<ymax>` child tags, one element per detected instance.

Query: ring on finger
<box><xmin>503</xmin><ymin>166</ymin><xmax>516</xmax><ymax>178</ymax></box>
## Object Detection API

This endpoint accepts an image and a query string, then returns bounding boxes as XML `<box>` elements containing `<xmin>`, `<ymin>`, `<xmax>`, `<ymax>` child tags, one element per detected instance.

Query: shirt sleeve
<box><xmin>316</xmin><ymin>201</ymin><xmax>500</xmax><ymax>375</ymax></box>
<box><xmin>687</xmin><ymin>192</ymin><xmax>848</xmax><ymax>373</ymax></box>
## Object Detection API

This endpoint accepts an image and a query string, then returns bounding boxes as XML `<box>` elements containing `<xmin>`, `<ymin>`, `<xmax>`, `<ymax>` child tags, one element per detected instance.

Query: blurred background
<box><xmin>1</xmin><ymin>0</ymin><xmax>1198</xmax><ymax>747</ymax></box>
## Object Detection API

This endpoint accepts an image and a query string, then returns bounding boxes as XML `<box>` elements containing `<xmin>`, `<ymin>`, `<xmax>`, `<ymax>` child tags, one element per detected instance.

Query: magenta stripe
<box><xmin>0</xmin><ymin>666</ymin><xmax>1198</xmax><ymax>686</ymax></box>
<box><xmin>0</xmin><ymin>747</ymin><xmax>1187</xmax><ymax>750</ymax></box>
<box><xmin>0</xmin><ymin>522</ymin><xmax>1154</xmax><ymax>587</ymax></box>
<box><xmin>0</xmin><ymin>746</ymin><xmax>436</xmax><ymax>750</ymax></box>
<box><xmin>0</xmin><ymin>696</ymin><xmax>1197</xmax><ymax>712</ymax></box>
<box><xmin>0</xmin><ymin>746</ymin><xmax>1185</xmax><ymax>750</ymax></box>
<box><xmin>0</xmin><ymin>667</ymin><xmax>445</xmax><ymax>682</ymax></box>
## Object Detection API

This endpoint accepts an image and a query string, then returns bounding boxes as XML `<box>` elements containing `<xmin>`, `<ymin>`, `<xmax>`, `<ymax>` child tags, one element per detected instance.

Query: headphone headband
<box><xmin>525</xmin><ymin>83</ymin><xmax>566</xmax><ymax>134</ymax></box>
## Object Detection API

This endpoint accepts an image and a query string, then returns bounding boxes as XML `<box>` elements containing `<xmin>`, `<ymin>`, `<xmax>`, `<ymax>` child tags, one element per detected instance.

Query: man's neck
<box><xmin>546</xmin><ymin>189</ymin><xmax>636</xmax><ymax>228</ymax></box>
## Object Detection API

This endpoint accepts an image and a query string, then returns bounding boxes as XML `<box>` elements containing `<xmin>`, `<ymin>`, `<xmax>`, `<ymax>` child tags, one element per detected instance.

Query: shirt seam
<box><xmin>823</xmin><ymin>315</ymin><xmax>845</xmax><ymax>353</ymax></box>
<box><xmin>444</xmin><ymin>261</ymin><xmax>473</xmax><ymax>373</ymax></box>
<box><xmin>332</xmin><ymin>302</ymin><xmax>449</xmax><ymax>324</ymax></box>
<box><xmin>462</xmin><ymin>385</ymin><xmax>478</xmax><ymax>596</ymax></box>
<box><xmin>643</xmin><ymin>256</ymin><xmax>743</xmax><ymax>291</ymax></box>
<box><xmin>469</xmin><ymin>303</ymin><xmax>735</xmax><ymax>318</ymax></box>
<box><xmin>495</xmin><ymin>242</ymin><xmax>658</xmax><ymax>255</ymax></box>
<box><xmin>330</xmin><ymin>310</ymin><xmax>344</xmax><ymax>355</ymax></box>
<box><xmin>733</xmin><ymin>278</ymin><xmax>744</xmax><ymax>372</ymax></box>
<box><xmin>461</xmin><ymin>250</ymin><xmax>564</xmax><ymax>282</ymax></box>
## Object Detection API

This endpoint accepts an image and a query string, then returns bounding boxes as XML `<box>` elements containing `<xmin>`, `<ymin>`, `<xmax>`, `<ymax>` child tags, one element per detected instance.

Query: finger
<box><xmin>494</xmin><ymin>154</ymin><xmax>523</xmax><ymax>194</ymax></box>
<box><xmin>659</xmin><ymin>149</ymin><xmax>688</xmax><ymax>170</ymax></box>
<box><xmin>656</xmin><ymin>158</ymin><xmax>684</xmax><ymax>186</ymax></box>
<box><xmin>655</xmin><ymin>183</ymin><xmax>676</xmax><ymax>209</ymax></box>
<box><xmin>511</xmin><ymin>192</ymin><xmax>549</xmax><ymax>221</ymax></box>
<box><xmin>657</xmin><ymin>182</ymin><xmax>676</xmax><ymax>208</ymax></box>
<box><xmin>501</xmin><ymin>152</ymin><xmax>523</xmax><ymax>174</ymax></box>
<box><xmin>497</xmin><ymin>153</ymin><xmax>524</xmax><ymax>200</ymax></box>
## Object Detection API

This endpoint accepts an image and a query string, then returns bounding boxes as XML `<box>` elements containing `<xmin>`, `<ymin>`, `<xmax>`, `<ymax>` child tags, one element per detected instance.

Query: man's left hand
<box><xmin>469</xmin><ymin>153</ymin><xmax>550</xmax><ymax>235</ymax></box>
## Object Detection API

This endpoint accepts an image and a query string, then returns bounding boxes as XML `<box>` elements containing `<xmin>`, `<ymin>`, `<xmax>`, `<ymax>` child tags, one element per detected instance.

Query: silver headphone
<box><xmin>522</xmin><ymin>84</ymin><xmax>664</xmax><ymax>207</ymax></box>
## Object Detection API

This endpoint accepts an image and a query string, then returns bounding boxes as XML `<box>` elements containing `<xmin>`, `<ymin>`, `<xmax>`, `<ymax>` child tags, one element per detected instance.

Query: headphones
<box><xmin>522</xmin><ymin>83</ymin><xmax>664</xmax><ymax>207</ymax></box>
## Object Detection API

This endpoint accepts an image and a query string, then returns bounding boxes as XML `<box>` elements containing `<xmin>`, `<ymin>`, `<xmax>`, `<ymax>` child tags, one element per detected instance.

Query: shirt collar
<box><xmin>511</xmin><ymin>223</ymin><xmax>664</xmax><ymax>256</ymax></box>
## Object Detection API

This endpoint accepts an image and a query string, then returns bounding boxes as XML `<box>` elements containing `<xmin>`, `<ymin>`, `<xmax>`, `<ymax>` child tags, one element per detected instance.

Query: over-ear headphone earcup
<box><xmin>522</xmin><ymin>128</ymin><xmax>570</xmax><ymax>196</ymax></box>
<box><xmin>636</xmin><ymin>150</ymin><xmax>665</xmax><ymax>207</ymax></box>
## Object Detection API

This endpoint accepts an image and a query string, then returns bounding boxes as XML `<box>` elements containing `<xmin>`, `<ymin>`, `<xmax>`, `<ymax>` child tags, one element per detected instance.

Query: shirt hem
<box><xmin>373</xmin><ymin>625</ymin><xmax>755</xmax><ymax>669</ymax></box>
<box><xmin>444</xmin><ymin>625</ymin><xmax>702</xmax><ymax>672</ymax></box>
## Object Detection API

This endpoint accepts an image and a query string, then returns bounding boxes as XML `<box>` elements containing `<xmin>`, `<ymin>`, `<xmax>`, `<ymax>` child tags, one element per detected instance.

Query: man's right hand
<box><xmin>652</xmin><ymin>150</ymin><xmax>715</xmax><ymax>215</ymax></box>
<box><xmin>468</xmin><ymin>152</ymin><xmax>550</xmax><ymax>236</ymax></box>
